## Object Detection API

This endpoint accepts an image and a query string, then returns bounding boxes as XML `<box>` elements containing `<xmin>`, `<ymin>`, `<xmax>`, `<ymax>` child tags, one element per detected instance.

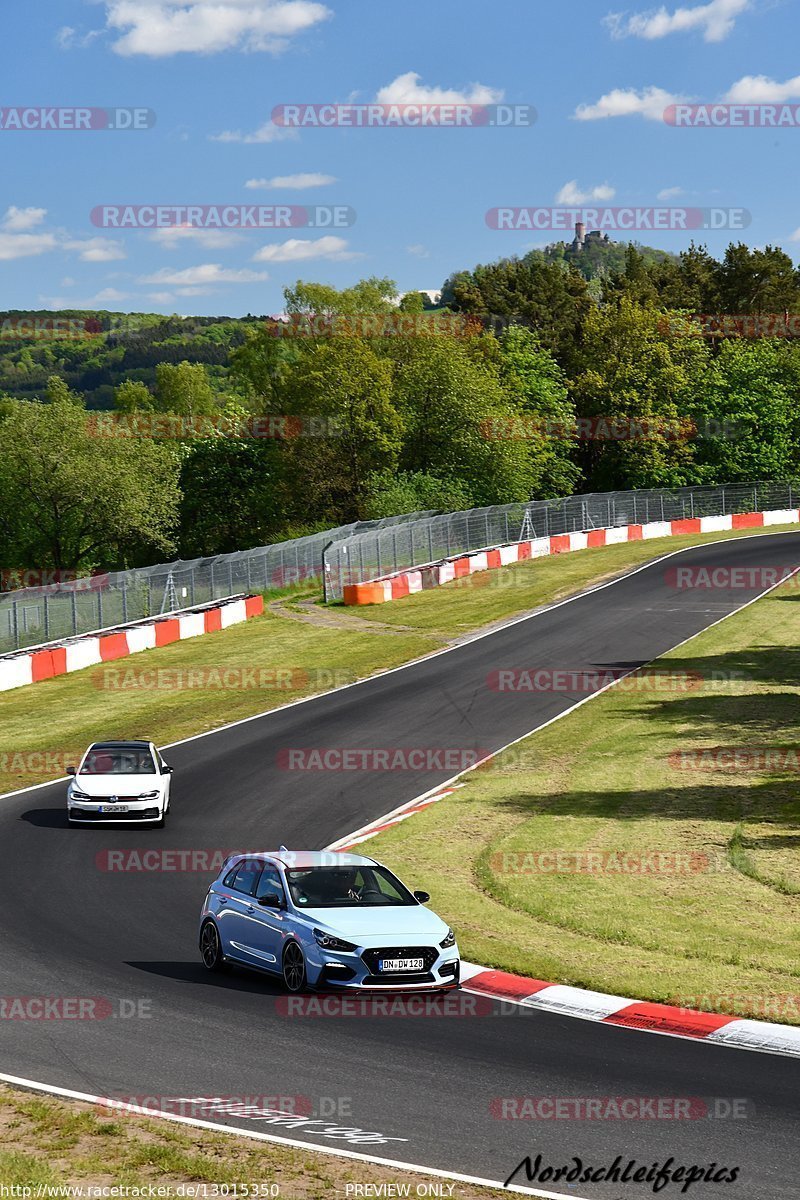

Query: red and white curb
<box><xmin>343</xmin><ymin>507</ymin><xmax>800</xmax><ymax>605</ymax></box>
<box><xmin>328</xmin><ymin>785</ymin><xmax>462</xmax><ymax>851</ymax></box>
<box><xmin>0</xmin><ymin>594</ymin><xmax>265</xmax><ymax>695</ymax></box>
<box><xmin>459</xmin><ymin>965</ymin><xmax>800</xmax><ymax>1059</ymax></box>
<box><xmin>328</xmin><ymin>792</ymin><xmax>800</xmax><ymax>1058</ymax></box>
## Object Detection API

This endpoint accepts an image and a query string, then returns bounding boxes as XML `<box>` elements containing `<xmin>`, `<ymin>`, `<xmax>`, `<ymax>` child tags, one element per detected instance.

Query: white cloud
<box><xmin>61</xmin><ymin>277</ymin><xmax>77</xmax><ymax>287</ymax></box>
<box><xmin>147</xmin><ymin>292</ymin><xmax>175</xmax><ymax>303</ymax></box>
<box><xmin>102</xmin><ymin>0</ymin><xmax>331</xmax><ymax>58</ymax></box>
<box><xmin>605</xmin><ymin>0</ymin><xmax>750</xmax><ymax>43</ymax></box>
<box><xmin>555</xmin><ymin>180</ymin><xmax>616</xmax><ymax>204</ymax></box>
<box><xmin>57</xmin><ymin>25</ymin><xmax>102</xmax><ymax>49</ymax></box>
<box><xmin>138</xmin><ymin>263</ymin><xmax>269</xmax><ymax>285</ymax></box>
<box><xmin>724</xmin><ymin>73</ymin><xmax>800</xmax><ymax>103</ymax></box>
<box><xmin>574</xmin><ymin>86</ymin><xmax>689</xmax><ymax>121</ymax></box>
<box><xmin>2</xmin><ymin>206</ymin><xmax>48</xmax><ymax>232</ymax></box>
<box><xmin>63</xmin><ymin>237</ymin><xmax>127</xmax><ymax>262</ymax></box>
<box><xmin>210</xmin><ymin>121</ymin><xmax>298</xmax><ymax>144</ymax></box>
<box><xmin>252</xmin><ymin>235</ymin><xmax>360</xmax><ymax>263</ymax></box>
<box><xmin>406</xmin><ymin>244</ymin><xmax>430</xmax><ymax>258</ymax></box>
<box><xmin>245</xmin><ymin>172</ymin><xmax>336</xmax><ymax>190</ymax></box>
<box><xmin>149</xmin><ymin>227</ymin><xmax>244</xmax><ymax>249</ymax></box>
<box><xmin>375</xmin><ymin>71</ymin><xmax>503</xmax><ymax>106</ymax></box>
<box><xmin>40</xmin><ymin>288</ymin><xmax>129</xmax><ymax>309</ymax></box>
<box><xmin>0</xmin><ymin>232</ymin><xmax>59</xmax><ymax>261</ymax></box>
<box><xmin>657</xmin><ymin>186</ymin><xmax>685</xmax><ymax>200</ymax></box>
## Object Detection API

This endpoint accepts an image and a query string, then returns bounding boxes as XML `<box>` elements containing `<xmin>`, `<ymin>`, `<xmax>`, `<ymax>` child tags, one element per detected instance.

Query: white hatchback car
<box><xmin>67</xmin><ymin>740</ymin><xmax>172</xmax><ymax>825</ymax></box>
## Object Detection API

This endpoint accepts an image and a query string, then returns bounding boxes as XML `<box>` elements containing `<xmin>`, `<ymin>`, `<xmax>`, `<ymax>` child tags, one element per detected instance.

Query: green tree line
<box><xmin>3</xmin><ymin>239</ymin><xmax>800</xmax><ymax>578</ymax></box>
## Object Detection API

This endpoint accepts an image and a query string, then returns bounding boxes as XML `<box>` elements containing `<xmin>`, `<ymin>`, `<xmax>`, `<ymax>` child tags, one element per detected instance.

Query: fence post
<box><xmin>392</xmin><ymin>529</ymin><xmax>398</xmax><ymax>575</ymax></box>
<box><xmin>97</xmin><ymin>587</ymin><xmax>103</xmax><ymax>630</ymax></box>
<box><xmin>43</xmin><ymin>593</ymin><xmax>50</xmax><ymax>642</ymax></box>
<box><xmin>321</xmin><ymin>540</ymin><xmax>334</xmax><ymax>604</ymax></box>
<box><xmin>660</xmin><ymin>495</ymin><xmax>665</xmax><ymax>521</ymax></box>
<box><xmin>228</xmin><ymin>561</ymin><xmax>234</xmax><ymax>596</ymax></box>
<box><xmin>71</xmin><ymin>590</ymin><xmax>78</xmax><ymax>637</ymax></box>
<box><xmin>427</xmin><ymin>523</ymin><xmax>433</xmax><ymax>562</ymax></box>
<box><xmin>11</xmin><ymin>598</ymin><xmax>19</xmax><ymax>650</ymax></box>
<box><xmin>121</xmin><ymin>577</ymin><xmax>128</xmax><ymax>624</ymax></box>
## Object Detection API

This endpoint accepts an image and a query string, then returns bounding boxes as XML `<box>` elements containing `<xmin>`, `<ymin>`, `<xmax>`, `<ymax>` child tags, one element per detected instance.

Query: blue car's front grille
<box><xmin>361</xmin><ymin>946</ymin><xmax>439</xmax><ymax>975</ymax></box>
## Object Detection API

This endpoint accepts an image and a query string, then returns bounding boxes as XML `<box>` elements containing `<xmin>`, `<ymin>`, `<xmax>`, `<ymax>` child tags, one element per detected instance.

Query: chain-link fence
<box><xmin>0</xmin><ymin>510</ymin><xmax>438</xmax><ymax>654</ymax></box>
<box><xmin>323</xmin><ymin>481</ymin><xmax>800</xmax><ymax>601</ymax></box>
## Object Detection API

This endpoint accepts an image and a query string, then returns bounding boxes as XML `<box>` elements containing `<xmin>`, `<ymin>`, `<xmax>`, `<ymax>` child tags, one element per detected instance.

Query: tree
<box><xmin>155</xmin><ymin>361</ymin><xmax>217</xmax><ymax>416</ymax></box>
<box><xmin>692</xmin><ymin>340</ymin><xmax>800</xmax><ymax>482</ymax></box>
<box><xmin>569</xmin><ymin>299</ymin><xmax>712</xmax><ymax>490</ymax></box>
<box><xmin>114</xmin><ymin>379</ymin><xmax>155</xmax><ymax>412</ymax></box>
<box><xmin>178</xmin><ymin>438</ymin><xmax>282</xmax><ymax>557</ymax></box>
<box><xmin>0</xmin><ymin>394</ymin><xmax>180</xmax><ymax>573</ymax></box>
<box><xmin>363</xmin><ymin>470</ymin><xmax>473</xmax><ymax>519</ymax></box>
<box><xmin>497</xmin><ymin>326</ymin><xmax>582</xmax><ymax>497</ymax></box>
<box><xmin>442</xmin><ymin>253</ymin><xmax>592</xmax><ymax>367</ymax></box>
<box><xmin>715</xmin><ymin>244</ymin><xmax>800</xmax><ymax>315</ymax></box>
<box><xmin>281</xmin><ymin>338</ymin><xmax>402</xmax><ymax>522</ymax></box>
<box><xmin>388</xmin><ymin>334</ymin><xmax>536</xmax><ymax>505</ymax></box>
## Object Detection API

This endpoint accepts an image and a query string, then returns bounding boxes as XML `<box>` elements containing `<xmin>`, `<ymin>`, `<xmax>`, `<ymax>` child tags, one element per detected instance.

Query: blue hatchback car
<box><xmin>198</xmin><ymin>849</ymin><xmax>460</xmax><ymax>992</ymax></box>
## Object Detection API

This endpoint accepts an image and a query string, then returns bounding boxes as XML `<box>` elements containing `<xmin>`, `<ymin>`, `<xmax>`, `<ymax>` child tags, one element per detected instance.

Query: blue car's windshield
<box><xmin>286</xmin><ymin>865</ymin><xmax>416</xmax><ymax>907</ymax></box>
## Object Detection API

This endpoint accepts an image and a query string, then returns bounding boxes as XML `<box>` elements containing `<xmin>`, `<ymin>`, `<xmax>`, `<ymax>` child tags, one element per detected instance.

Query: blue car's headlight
<box><xmin>440</xmin><ymin>927</ymin><xmax>456</xmax><ymax>949</ymax></box>
<box><xmin>314</xmin><ymin>928</ymin><xmax>357</xmax><ymax>952</ymax></box>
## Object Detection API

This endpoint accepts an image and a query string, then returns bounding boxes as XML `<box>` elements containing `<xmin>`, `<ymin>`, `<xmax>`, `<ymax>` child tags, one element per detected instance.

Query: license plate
<box><xmin>378</xmin><ymin>957</ymin><xmax>425</xmax><ymax>972</ymax></box>
<box><xmin>100</xmin><ymin>805</ymin><xmax>129</xmax><ymax>813</ymax></box>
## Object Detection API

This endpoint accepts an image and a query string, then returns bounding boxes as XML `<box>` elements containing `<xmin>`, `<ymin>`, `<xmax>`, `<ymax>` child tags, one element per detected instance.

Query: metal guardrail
<box><xmin>0</xmin><ymin>510</ymin><xmax>438</xmax><ymax>653</ymax></box>
<box><xmin>322</xmin><ymin>481</ymin><xmax>800</xmax><ymax>601</ymax></box>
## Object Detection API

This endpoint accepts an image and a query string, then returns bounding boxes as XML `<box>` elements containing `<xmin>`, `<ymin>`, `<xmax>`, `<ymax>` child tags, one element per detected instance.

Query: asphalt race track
<box><xmin>1</xmin><ymin>533</ymin><xmax>799</xmax><ymax>1198</ymax></box>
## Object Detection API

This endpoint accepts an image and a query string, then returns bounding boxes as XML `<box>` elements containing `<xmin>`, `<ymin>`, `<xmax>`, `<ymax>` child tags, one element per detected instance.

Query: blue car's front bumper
<box><xmin>305</xmin><ymin>940</ymin><xmax>461</xmax><ymax>990</ymax></box>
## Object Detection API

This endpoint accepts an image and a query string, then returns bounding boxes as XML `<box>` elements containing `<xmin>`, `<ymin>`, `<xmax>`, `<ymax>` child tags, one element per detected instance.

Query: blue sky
<box><xmin>1</xmin><ymin>0</ymin><xmax>798</xmax><ymax>316</ymax></box>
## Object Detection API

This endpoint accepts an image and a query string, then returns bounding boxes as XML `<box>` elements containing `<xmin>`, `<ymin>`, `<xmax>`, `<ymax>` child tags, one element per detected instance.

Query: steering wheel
<box><xmin>357</xmin><ymin>888</ymin><xmax>385</xmax><ymax>902</ymax></box>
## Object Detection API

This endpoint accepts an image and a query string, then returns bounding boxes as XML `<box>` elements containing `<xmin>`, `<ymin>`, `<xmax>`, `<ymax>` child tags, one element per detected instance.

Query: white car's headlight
<box><xmin>70</xmin><ymin>788</ymin><xmax>91</xmax><ymax>800</ymax></box>
<box><xmin>313</xmin><ymin>928</ymin><xmax>357</xmax><ymax>952</ymax></box>
<box><xmin>439</xmin><ymin>927</ymin><xmax>456</xmax><ymax>949</ymax></box>
<box><xmin>139</xmin><ymin>790</ymin><xmax>160</xmax><ymax>799</ymax></box>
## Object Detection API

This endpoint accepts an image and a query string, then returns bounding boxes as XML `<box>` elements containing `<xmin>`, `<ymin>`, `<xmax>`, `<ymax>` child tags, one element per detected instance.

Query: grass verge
<box><xmin>0</xmin><ymin>524</ymin><xmax>797</xmax><ymax>796</ymax></box>
<box><xmin>366</xmin><ymin>574</ymin><xmax>800</xmax><ymax>1025</ymax></box>
<box><xmin>0</xmin><ymin>1084</ymin><xmax>506</xmax><ymax>1196</ymax></box>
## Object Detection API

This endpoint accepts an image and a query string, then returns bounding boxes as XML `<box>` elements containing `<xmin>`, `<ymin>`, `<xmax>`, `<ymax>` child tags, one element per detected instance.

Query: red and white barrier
<box><xmin>342</xmin><ymin>508</ymin><xmax>800</xmax><ymax>605</ymax></box>
<box><xmin>0</xmin><ymin>594</ymin><xmax>265</xmax><ymax>695</ymax></box>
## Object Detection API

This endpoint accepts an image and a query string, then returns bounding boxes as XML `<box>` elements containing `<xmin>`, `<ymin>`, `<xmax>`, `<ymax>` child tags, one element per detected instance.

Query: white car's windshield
<box><xmin>80</xmin><ymin>747</ymin><xmax>157</xmax><ymax>775</ymax></box>
<box><xmin>286</xmin><ymin>865</ymin><xmax>416</xmax><ymax>907</ymax></box>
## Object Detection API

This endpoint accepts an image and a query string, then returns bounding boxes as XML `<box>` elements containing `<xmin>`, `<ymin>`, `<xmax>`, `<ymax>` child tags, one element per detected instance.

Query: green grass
<box><xmin>366</xmin><ymin>575</ymin><xmax>800</xmax><ymax>1024</ymax></box>
<box><xmin>349</xmin><ymin>523</ymin><xmax>800</xmax><ymax>633</ymax></box>
<box><xmin>0</xmin><ymin>1085</ymin><xmax>508</xmax><ymax>1196</ymax></box>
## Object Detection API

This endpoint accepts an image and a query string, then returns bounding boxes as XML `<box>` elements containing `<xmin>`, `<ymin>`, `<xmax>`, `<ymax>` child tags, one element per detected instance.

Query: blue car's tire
<box><xmin>282</xmin><ymin>941</ymin><xmax>307</xmax><ymax>992</ymax></box>
<box><xmin>200</xmin><ymin>920</ymin><xmax>226</xmax><ymax>972</ymax></box>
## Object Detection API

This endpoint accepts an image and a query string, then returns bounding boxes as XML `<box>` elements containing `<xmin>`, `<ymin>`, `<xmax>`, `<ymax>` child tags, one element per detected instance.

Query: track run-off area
<box><xmin>1</xmin><ymin>533</ymin><xmax>799</xmax><ymax>1199</ymax></box>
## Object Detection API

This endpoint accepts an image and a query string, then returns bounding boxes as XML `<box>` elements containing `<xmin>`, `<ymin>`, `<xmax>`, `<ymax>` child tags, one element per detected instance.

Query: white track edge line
<box><xmin>0</xmin><ymin>1072</ymin><xmax>592</xmax><ymax>1200</ymax></box>
<box><xmin>3</xmin><ymin>526</ymin><xmax>797</xmax><ymax>803</ymax></box>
